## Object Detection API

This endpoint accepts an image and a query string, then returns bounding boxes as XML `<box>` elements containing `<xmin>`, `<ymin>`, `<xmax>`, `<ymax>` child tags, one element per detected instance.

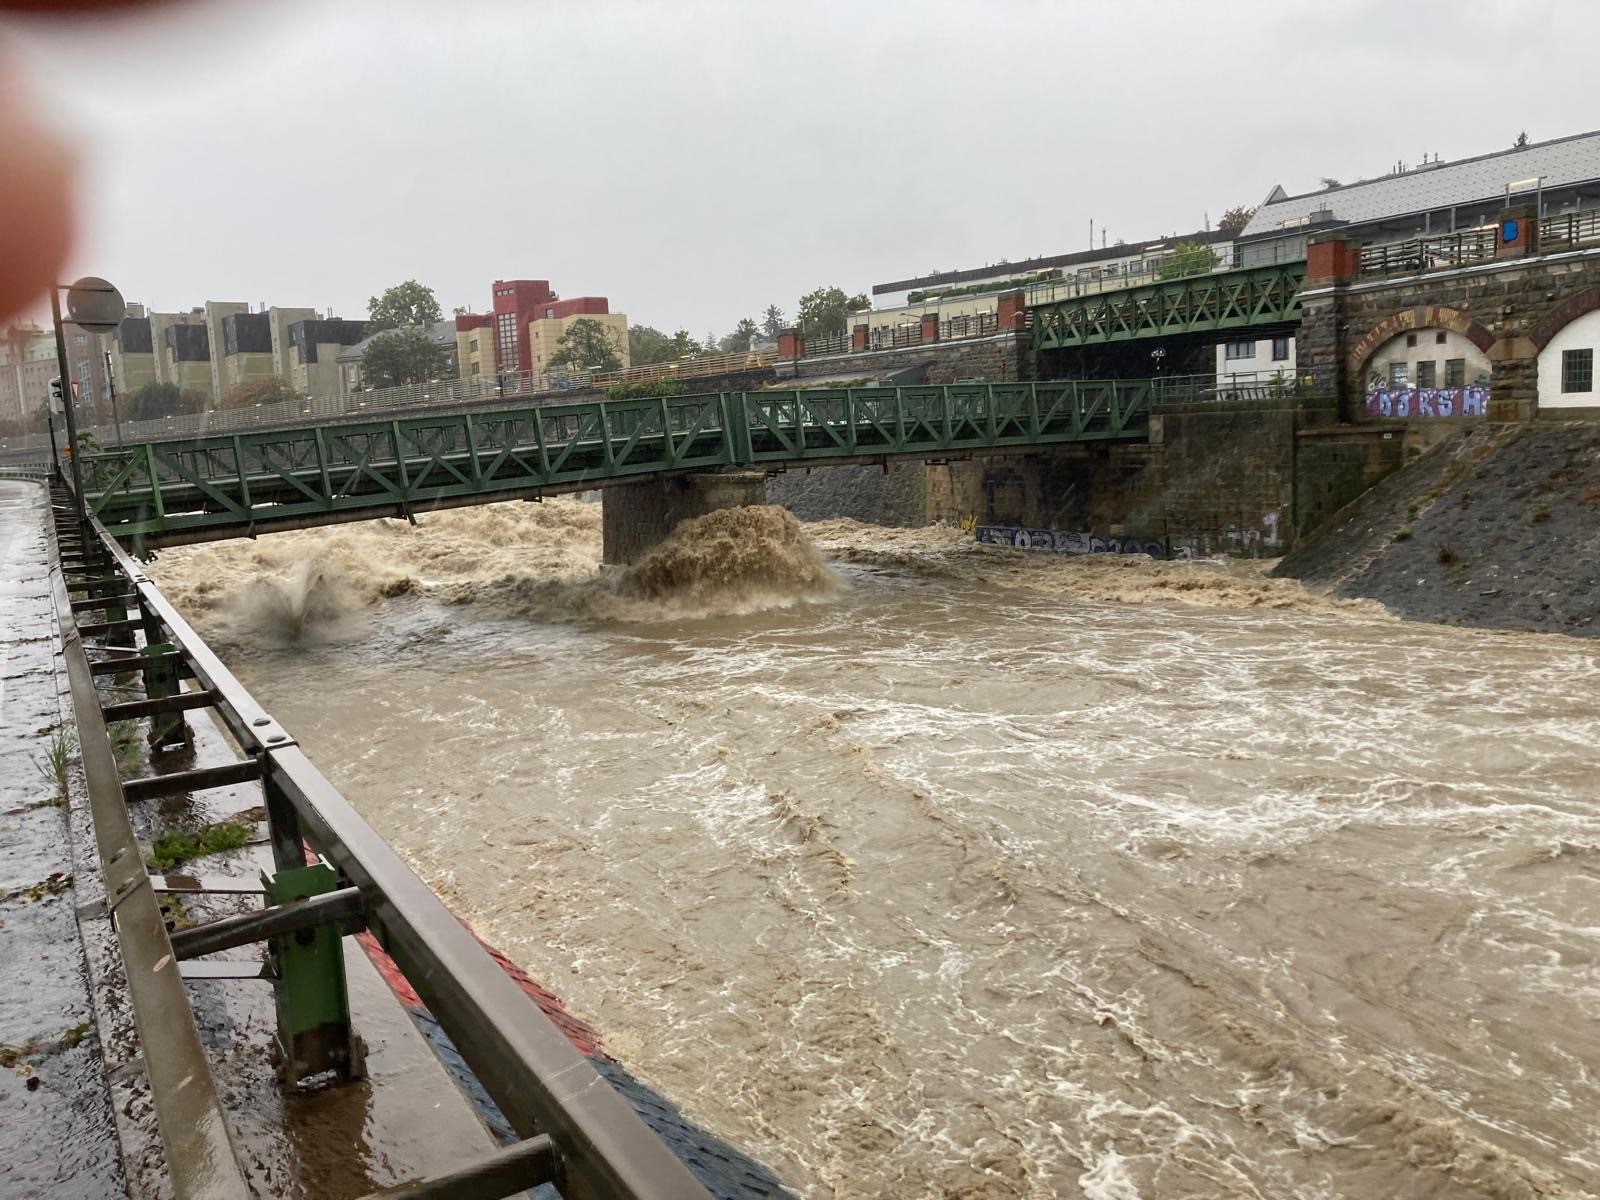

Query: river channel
<box><xmin>147</xmin><ymin>500</ymin><xmax>1600</xmax><ymax>1199</ymax></box>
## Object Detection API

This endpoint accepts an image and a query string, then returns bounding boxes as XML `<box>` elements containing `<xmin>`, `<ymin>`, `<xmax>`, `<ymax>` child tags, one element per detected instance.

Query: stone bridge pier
<box><xmin>600</xmin><ymin>469</ymin><xmax>768</xmax><ymax>565</ymax></box>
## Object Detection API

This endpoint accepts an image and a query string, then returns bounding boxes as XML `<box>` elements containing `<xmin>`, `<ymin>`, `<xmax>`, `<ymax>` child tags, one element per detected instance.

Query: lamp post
<box><xmin>50</xmin><ymin>276</ymin><xmax>126</xmax><ymax>524</ymax></box>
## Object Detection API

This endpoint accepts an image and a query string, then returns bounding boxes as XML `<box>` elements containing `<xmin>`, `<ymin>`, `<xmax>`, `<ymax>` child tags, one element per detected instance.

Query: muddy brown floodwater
<box><xmin>147</xmin><ymin>500</ymin><xmax>1600</xmax><ymax>1199</ymax></box>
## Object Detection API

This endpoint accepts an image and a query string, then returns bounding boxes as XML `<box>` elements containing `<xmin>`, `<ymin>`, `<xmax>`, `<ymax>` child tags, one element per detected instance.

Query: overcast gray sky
<box><xmin>4</xmin><ymin>0</ymin><xmax>1593</xmax><ymax>336</ymax></box>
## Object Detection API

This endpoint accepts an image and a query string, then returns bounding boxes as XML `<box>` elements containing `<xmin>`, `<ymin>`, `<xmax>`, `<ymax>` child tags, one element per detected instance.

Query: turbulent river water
<box><xmin>147</xmin><ymin>500</ymin><xmax>1600</xmax><ymax>1200</ymax></box>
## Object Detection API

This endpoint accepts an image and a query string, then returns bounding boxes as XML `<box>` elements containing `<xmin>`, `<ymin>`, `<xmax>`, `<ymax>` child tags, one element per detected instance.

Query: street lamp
<box><xmin>50</xmin><ymin>275</ymin><xmax>126</xmax><ymax>523</ymax></box>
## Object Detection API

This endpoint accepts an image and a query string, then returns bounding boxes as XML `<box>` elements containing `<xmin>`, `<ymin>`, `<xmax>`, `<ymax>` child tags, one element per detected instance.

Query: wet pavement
<box><xmin>0</xmin><ymin>479</ymin><xmax>126</xmax><ymax>1199</ymax></box>
<box><xmin>0</xmin><ymin>478</ymin><xmax>512</xmax><ymax>1198</ymax></box>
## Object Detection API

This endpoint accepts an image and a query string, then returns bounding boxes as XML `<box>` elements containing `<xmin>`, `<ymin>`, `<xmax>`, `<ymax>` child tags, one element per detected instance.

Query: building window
<box><xmin>1271</xmin><ymin>336</ymin><xmax>1290</xmax><ymax>361</ymax></box>
<box><xmin>1389</xmin><ymin>362</ymin><xmax>1408</xmax><ymax>387</ymax></box>
<box><xmin>471</xmin><ymin>362</ymin><xmax>480</xmax><ymax>375</ymax></box>
<box><xmin>469</xmin><ymin>338</ymin><xmax>477</xmax><ymax>351</ymax></box>
<box><xmin>545</xmin><ymin>307</ymin><xmax>554</xmax><ymax>319</ymax></box>
<box><xmin>74</xmin><ymin>334</ymin><xmax>88</xmax><ymax>348</ymax></box>
<box><xmin>1562</xmin><ymin>348</ymin><xmax>1594</xmax><ymax>393</ymax></box>
<box><xmin>1435</xmin><ymin>332</ymin><xmax>1447</xmax><ymax>345</ymax></box>
<box><xmin>1445</xmin><ymin>358</ymin><xmax>1466</xmax><ymax>387</ymax></box>
<box><xmin>1225</xmin><ymin>340</ymin><xmax>1254</xmax><ymax>360</ymax></box>
<box><xmin>1416</xmin><ymin>360</ymin><xmax>1437</xmax><ymax>388</ymax></box>
<box><xmin>1405</xmin><ymin>333</ymin><xmax>1417</xmax><ymax>348</ymax></box>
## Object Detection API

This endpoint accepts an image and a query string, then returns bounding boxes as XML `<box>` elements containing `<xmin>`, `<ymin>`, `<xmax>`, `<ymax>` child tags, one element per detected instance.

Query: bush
<box><xmin>607</xmin><ymin>379</ymin><xmax>682</xmax><ymax>402</ymax></box>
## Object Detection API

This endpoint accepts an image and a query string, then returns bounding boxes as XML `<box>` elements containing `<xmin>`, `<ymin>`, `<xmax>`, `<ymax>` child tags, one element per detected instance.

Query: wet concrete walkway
<box><xmin>0</xmin><ymin>479</ymin><xmax>127</xmax><ymax>1198</ymax></box>
<box><xmin>0</xmin><ymin>479</ymin><xmax>509</xmax><ymax>1197</ymax></box>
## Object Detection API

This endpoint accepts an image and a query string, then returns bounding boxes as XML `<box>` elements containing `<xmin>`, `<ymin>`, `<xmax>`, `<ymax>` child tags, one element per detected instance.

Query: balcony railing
<box><xmin>1538</xmin><ymin>209</ymin><xmax>1600</xmax><ymax>252</ymax></box>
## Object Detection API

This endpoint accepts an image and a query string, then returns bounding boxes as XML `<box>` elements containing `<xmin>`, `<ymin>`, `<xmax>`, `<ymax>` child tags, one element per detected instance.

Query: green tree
<box><xmin>719</xmin><ymin>318</ymin><xmax>759</xmax><ymax>354</ymax></box>
<box><xmin>220</xmin><ymin>379</ymin><xmax>300</xmax><ymax>410</ymax></box>
<box><xmin>548</xmin><ymin>317</ymin><xmax>624</xmax><ymax>372</ymax></box>
<box><xmin>125</xmin><ymin>381</ymin><xmax>207</xmax><ymax>422</ymax></box>
<box><xmin>366</xmin><ymin>280</ymin><xmax>443</xmax><ymax>334</ymax></box>
<box><xmin>628</xmin><ymin>324</ymin><xmax>676</xmax><ymax>366</ymax></box>
<box><xmin>760</xmin><ymin>304</ymin><xmax>785</xmax><ymax>339</ymax></box>
<box><xmin>1156</xmin><ymin>241</ymin><xmax>1219</xmax><ymax>280</ymax></box>
<box><xmin>1319</xmin><ymin>177</ymin><xmax>1342</xmax><ymax>190</ymax></box>
<box><xmin>669</xmin><ymin>330</ymin><xmax>701</xmax><ymax>357</ymax></box>
<box><xmin>796</xmin><ymin>287</ymin><xmax>870</xmax><ymax>338</ymax></box>
<box><xmin>705</xmin><ymin>331</ymin><xmax>718</xmax><ymax>356</ymax></box>
<box><xmin>361</xmin><ymin>328</ymin><xmax>451</xmax><ymax>388</ymax></box>
<box><xmin>1217</xmin><ymin>205</ymin><xmax>1255</xmax><ymax>237</ymax></box>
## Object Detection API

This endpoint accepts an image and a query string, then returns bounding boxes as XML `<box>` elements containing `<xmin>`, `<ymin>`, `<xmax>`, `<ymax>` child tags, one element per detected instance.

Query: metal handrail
<box><xmin>1357</xmin><ymin>228</ymin><xmax>1497</xmax><ymax>276</ymax></box>
<box><xmin>1538</xmin><ymin>208</ymin><xmax>1600</xmax><ymax>251</ymax></box>
<box><xmin>68</xmin><ymin>498</ymin><xmax>712</xmax><ymax>1200</ymax></box>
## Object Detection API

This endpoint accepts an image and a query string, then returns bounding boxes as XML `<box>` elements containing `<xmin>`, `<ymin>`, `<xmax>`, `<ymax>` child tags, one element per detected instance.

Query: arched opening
<box><xmin>1358</xmin><ymin>328</ymin><xmax>1492</xmax><ymax>418</ymax></box>
<box><xmin>1535</xmin><ymin>305</ymin><xmax>1600</xmax><ymax>409</ymax></box>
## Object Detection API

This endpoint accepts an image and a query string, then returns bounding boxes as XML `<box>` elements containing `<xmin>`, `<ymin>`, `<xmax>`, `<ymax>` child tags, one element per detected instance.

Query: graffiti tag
<box><xmin>975</xmin><ymin>526</ymin><xmax>1165</xmax><ymax>558</ymax></box>
<box><xmin>1363</xmin><ymin>385</ymin><xmax>1488</xmax><ymax>419</ymax></box>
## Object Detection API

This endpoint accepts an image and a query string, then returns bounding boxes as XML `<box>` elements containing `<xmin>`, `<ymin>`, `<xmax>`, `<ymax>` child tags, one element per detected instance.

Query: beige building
<box><xmin>287</xmin><ymin>318</ymin><xmax>367</xmax><ymax>401</ymax></box>
<box><xmin>527</xmin><ymin>311</ymin><xmax>630</xmax><ymax>377</ymax></box>
<box><xmin>202</xmin><ymin>301</ymin><xmax>248</xmax><ymax>401</ymax></box>
<box><xmin>0</xmin><ymin>324</ymin><xmax>58</xmax><ymax>427</ymax></box>
<box><xmin>455</xmin><ymin>320</ymin><xmax>495</xmax><ymax>382</ymax></box>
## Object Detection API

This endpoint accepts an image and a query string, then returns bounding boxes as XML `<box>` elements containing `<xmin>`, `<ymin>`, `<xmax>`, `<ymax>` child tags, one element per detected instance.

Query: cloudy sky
<box><xmin>3</xmin><ymin>0</ymin><xmax>1593</xmax><ymax>337</ymax></box>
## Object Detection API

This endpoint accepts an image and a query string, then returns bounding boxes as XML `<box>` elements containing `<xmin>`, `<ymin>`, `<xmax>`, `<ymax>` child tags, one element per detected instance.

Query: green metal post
<box><xmin>263</xmin><ymin>859</ymin><xmax>364</xmax><ymax>1085</ymax></box>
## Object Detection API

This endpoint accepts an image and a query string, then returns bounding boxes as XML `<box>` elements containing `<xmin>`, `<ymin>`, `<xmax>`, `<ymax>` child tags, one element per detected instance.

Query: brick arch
<box><xmin>1530</xmin><ymin>287</ymin><xmax>1600</xmax><ymax>351</ymax></box>
<box><xmin>1345</xmin><ymin>305</ymin><xmax>1496</xmax><ymax>377</ymax></box>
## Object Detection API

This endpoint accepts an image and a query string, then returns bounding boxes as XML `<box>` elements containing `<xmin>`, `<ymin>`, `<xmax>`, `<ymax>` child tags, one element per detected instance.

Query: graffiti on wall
<box><xmin>1363</xmin><ymin>385</ymin><xmax>1488</xmax><ymax>418</ymax></box>
<box><xmin>975</xmin><ymin>525</ymin><xmax>1167</xmax><ymax>557</ymax></box>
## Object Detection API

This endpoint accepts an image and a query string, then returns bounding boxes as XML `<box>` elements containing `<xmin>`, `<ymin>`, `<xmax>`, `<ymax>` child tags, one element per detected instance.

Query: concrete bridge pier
<box><xmin>601</xmin><ymin>469</ymin><xmax>768</xmax><ymax>565</ymax></box>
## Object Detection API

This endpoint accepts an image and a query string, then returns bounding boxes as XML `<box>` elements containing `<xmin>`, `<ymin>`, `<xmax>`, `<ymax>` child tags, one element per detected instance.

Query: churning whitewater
<box><xmin>148</xmin><ymin>500</ymin><xmax>1600</xmax><ymax>1199</ymax></box>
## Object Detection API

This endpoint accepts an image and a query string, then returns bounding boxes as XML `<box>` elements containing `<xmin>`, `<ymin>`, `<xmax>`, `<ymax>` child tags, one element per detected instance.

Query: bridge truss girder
<box><xmin>79</xmin><ymin>381</ymin><xmax>1192</xmax><ymax>546</ymax></box>
<box><xmin>1031</xmin><ymin>262</ymin><xmax>1307</xmax><ymax>350</ymax></box>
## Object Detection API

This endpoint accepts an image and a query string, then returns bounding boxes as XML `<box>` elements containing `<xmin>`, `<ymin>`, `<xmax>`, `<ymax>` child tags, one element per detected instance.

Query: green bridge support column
<box><xmin>600</xmin><ymin>469</ymin><xmax>768</xmax><ymax>565</ymax></box>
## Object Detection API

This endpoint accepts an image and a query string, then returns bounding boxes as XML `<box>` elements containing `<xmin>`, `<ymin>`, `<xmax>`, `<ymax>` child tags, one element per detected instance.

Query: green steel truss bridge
<box><xmin>1031</xmin><ymin>261</ymin><xmax>1307</xmax><ymax>350</ymax></box>
<box><xmin>81</xmin><ymin>380</ymin><xmax>1176</xmax><ymax>547</ymax></box>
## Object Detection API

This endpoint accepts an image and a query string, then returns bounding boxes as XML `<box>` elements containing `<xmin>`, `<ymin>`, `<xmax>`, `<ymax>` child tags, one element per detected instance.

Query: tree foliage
<box><xmin>1217</xmin><ymin>205</ymin><xmax>1256</xmax><ymax>237</ymax></box>
<box><xmin>366</xmin><ymin>280</ymin><xmax>443</xmax><ymax>334</ymax></box>
<box><xmin>607</xmin><ymin>379</ymin><xmax>681</xmax><ymax>402</ymax></box>
<box><xmin>361</xmin><ymin>328</ymin><xmax>451</xmax><ymax>388</ymax></box>
<box><xmin>548</xmin><ymin>318</ymin><xmax>623</xmax><ymax>373</ymax></box>
<box><xmin>720</xmin><ymin>318</ymin><xmax>759</xmax><ymax>354</ymax></box>
<box><xmin>1319</xmin><ymin>177</ymin><xmax>1342</xmax><ymax>190</ymax></box>
<box><xmin>628</xmin><ymin>324</ymin><xmax>675</xmax><ymax>366</ymax></box>
<box><xmin>220</xmin><ymin>379</ymin><xmax>300</xmax><ymax>410</ymax></box>
<box><xmin>796</xmin><ymin>287</ymin><xmax>870</xmax><ymax>338</ymax></box>
<box><xmin>125</xmin><ymin>381</ymin><xmax>208</xmax><ymax>422</ymax></box>
<box><xmin>760</xmin><ymin>305</ymin><xmax>785</xmax><ymax>339</ymax></box>
<box><xmin>1156</xmin><ymin>241</ymin><xmax>1220</xmax><ymax>280</ymax></box>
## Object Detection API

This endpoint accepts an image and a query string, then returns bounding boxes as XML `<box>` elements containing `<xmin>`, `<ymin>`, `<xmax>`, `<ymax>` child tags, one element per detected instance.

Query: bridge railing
<box><xmin>1539</xmin><ymin>208</ymin><xmax>1600</xmax><ymax>252</ymax></box>
<box><xmin>1357</xmin><ymin>228</ymin><xmax>1498</xmax><ymax>277</ymax></box>
<box><xmin>46</xmin><ymin>489</ymin><xmax>713</xmax><ymax>1198</ymax></box>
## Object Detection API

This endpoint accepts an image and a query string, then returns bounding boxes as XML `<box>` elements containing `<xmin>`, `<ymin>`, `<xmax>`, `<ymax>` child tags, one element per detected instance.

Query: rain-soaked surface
<box><xmin>0</xmin><ymin>481</ymin><xmax>127</xmax><ymax>1199</ymax></box>
<box><xmin>1</xmin><ymin>479</ymin><xmax>504</xmax><ymax>1199</ymax></box>
<box><xmin>146</xmin><ymin>498</ymin><xmax>1600</xmax><ymax>1199</ymax></box>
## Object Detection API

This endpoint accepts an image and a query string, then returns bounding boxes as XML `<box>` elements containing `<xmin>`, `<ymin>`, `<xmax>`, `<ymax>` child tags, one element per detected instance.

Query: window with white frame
<box><xmin>1271</xmin><ymin>336</ymin><xmax>1290</xmax><ymax>361</ymax></box>
<box><xmin>1225</xmin><ymin>341</ymin><xmax>1254</xmax><ymax>360</ymax></box>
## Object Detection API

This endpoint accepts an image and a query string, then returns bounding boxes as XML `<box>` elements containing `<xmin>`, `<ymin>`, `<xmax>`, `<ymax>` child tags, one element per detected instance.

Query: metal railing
<box><xmin>0</xmin><ymin>350</ymin><xmax>781</xmax><ymax>461</ymax></box>
<box><xmin>44</xmin><ymin>481</ymin><xmax>713</xmax><ymax>1200</ymax></box>
<box><xmin>1539</xmin><ymin>208</ymin><xmax>1600</xmax><ymax>252</ymax></box>
<box><xmin>1357</xmin><ymin>228</ymin><xmax>1499</xmax><ymax>276</ymax></box>
<box><xmin>1023</xmin><ymin>251</ymin><xmax>1240</xmax><ymax>308</ymax></box>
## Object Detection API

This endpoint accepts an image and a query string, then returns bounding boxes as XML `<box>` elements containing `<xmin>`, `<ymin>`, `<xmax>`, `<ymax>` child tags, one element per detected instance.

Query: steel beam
<box><xmin>168</xmin><ymin>885</ymin><xmax>364</xmax><ymax>961</ymax></box>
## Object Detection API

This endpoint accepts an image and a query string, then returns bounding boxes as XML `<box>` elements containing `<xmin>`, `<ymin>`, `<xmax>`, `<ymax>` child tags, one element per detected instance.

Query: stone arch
<box><xmin>1345</xmin><ymin>305</ymin><xmax>1495</xmax><ymax>377</ymax></box>
<box><xmin>1530</xmin><ymin>286</ymin><xmax>1600</xmax><ymax>351</ymax></box>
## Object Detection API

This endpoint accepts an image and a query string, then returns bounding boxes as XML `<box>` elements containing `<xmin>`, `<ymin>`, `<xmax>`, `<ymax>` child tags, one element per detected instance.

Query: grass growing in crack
<box><xmin>1531</xmin><ymin>502</ymin><xmax>1551</xmax><ymax>524</ymax></box>
<box><xmin>34</xmin><ymin>729</ymin><xmax>75</xmax><ymax>799</ymax></box>
<box><xmin>148</xmin><ymin>823</ymin><xmax>251</xmax><ymax>872</ymax></box>
<box><xmin>1437</xmin><ymin>544</ymin><xmax>1460</xmax><ymax>565</ymax></box>
<box><xmin>1393</xmin><ymin>527</ymin><xmax>1413</xmax><ymax>542</ymax></box>
<box><xmin>106</xmin><ymin>721</ymin><xmax>141</xmax><ymax>773</ymax></box>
